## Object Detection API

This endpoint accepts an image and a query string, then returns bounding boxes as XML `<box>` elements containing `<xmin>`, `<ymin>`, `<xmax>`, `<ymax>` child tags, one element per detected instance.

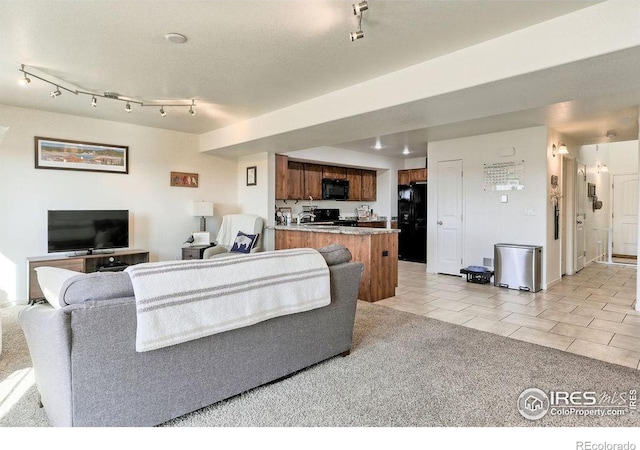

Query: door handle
<box><xmin>437</xmin><ymin>221</ymin><xmax>443</xmax><ymax>225</ymax></box>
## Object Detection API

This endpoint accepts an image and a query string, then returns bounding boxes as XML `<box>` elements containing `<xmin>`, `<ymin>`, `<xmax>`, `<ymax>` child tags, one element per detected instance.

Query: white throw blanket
<box><xmin>125</xmin><ymin>248</ymin><xmax>331</xmax><ymax>352</ymax></box>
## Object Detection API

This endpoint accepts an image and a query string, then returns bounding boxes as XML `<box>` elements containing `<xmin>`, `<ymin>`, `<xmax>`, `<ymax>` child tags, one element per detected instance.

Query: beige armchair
<box><xmin>203</xmin><ymin>214</ymin><xmax>264</xmax><ymax>259</ymax></box>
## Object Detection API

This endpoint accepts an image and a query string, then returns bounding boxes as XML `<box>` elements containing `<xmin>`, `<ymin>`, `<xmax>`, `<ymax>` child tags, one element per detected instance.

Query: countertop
<box><xmin>271</xmin><ymin>224</ymin><xmax>400</xmax><ymax>235</ymax></box>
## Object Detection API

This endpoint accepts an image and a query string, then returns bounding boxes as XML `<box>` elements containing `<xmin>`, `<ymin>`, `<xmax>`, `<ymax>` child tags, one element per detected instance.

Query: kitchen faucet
<box><xmin>297</xmin><ymin>212</ymin><xmax>316</xmax><ymax>224</ymax></box>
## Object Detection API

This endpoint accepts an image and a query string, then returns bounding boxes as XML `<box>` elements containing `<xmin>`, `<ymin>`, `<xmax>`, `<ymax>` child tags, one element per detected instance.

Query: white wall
<box><xmin>237</xmin><ymin>152</ymin><xmax>274</xmax><ymax>250</ymax></box>
<box><xmin>427</xmin><ymin>126</ymin><xmax>550</xmax><ymax>287</ymax></box>
<box><xmin>0</xmin><ymin>104</ymin><xmax>238</xmax><ymax>304</ymax></box>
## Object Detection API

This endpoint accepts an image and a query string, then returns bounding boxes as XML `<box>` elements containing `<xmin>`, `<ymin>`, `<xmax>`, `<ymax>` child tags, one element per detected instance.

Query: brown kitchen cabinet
<box><xmin>361</xmin><ymin>169</ymin><xmax>377</xmax><ymax>201</ymax></box>
<box><xmin>347</xmin><ymin>168</ymin><xmax>362</xmax><ymax>201</ymax></box>
<box><xmin>398</xmin><ymin>168</ymin><xmax>427</xmax><ymax>185</ymax></box>
<box><xmin>276</xmin><ymin>154</ymin><xmax>288</xmax><ymax>200</ymax></box>
<box><xmin>287</xmin><ymin>161</ymin><xmax>305</xmax><ymax>200</ymax></box>
<box><xmin>323</xmin><ymin>165</ymin><xmax>347</xmax><ymax>180</ymax></box>
<box><xmin>304</xmin><ymin>163</ymin><xmax>323</xmax><ymax>200</ymax></box>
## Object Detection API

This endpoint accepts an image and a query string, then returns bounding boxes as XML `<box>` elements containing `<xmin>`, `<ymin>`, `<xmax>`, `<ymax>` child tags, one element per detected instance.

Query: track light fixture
<box><xmin>18</xmin><ymin>64</ymin><xmax>31</xmax><ymax>85</ymax></box>
<box><xmin>350</xmin><ymin>1</ymin><xmax>368</xmax><ymax>41</ymax></box>
<box><xmin>17</xmin><ymin>64</ymin><xmax>197</xmax><ymax>117</ymax></box>
<box><xmin>353</xmin><ymin>1</ymin><xmax>368</xmax><ymax>15</ymax></box>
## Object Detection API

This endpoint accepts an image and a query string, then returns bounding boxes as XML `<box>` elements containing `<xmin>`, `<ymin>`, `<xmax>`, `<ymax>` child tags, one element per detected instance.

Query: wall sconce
<box><xmin>192</xmin><ymin>201</ymin><xmax>214</xmax><ymax>232</ymax></box>
<box><xmin>552</xmin><ymin>143</ymin><xmax>569</xmax><ymax>157</ymax></box>
<box><xmin>597</xmin><ymin>164</ymin><xmax>609</xmax><ymax>173</ymax></box>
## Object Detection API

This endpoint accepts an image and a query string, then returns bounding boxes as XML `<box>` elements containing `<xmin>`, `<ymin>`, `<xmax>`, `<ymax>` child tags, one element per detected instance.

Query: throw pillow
<box><xmin>35</xmin><ymin>266</ymin><xmax>84</xmax><ymax>309</ymax></box>
<box><xmin>230</xmin><ymin>231</ymin><xmax>258</xmax><ymax>253</ymax></box>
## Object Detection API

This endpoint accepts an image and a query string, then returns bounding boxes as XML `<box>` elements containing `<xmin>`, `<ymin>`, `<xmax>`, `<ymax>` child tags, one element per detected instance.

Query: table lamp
<box><xmin>192</xmin><ymin>201</ymin><xmax>214</xmax><ymax>232</ymax></box>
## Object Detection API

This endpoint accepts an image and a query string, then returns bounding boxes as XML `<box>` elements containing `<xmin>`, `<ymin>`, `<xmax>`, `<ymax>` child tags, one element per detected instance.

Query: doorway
<box><xmin>612</xmin><ymin>174</ymin><xmax>638</xmax><ymax>264</ymax></box>
<box><xmin>436</xmin><ymin>159</ymin><xmax>463</xmax><ymax>275</ymax></box>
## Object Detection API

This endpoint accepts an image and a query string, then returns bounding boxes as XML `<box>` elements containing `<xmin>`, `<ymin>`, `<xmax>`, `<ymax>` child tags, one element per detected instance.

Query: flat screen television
<box><xmin>48</xmin><ymin>210</ymin><xmax>129</xmax><ymax>254</ymax></box>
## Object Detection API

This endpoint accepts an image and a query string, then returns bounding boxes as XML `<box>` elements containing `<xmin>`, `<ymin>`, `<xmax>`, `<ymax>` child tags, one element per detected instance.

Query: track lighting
<box><xmin>403</xmin><ymin>146</ymin><xmax>410</xmax><ymax>155</ymax></box>
<box><xmin>353</xmin><ymin>1</ymin><xmax>368</xmax><ymax>15</ymax></box>
<box><xmin>350</xmin><ymin>31</ymin><xmax>364</xmax><ymax>41</ymax></box>
<box><xmin>18</xmin><ymin>64</ymin><xmax>31</xmax><ymax>85</ymax></box>
<box><xmin>350</xmin><ymin>1</ymin><xmax>369</xmax><ymax>41</ymax></box>
<box><xmin>17</xmin><ymin>64</ymin><xmax>197</xmax><ymax>117</ymax></box>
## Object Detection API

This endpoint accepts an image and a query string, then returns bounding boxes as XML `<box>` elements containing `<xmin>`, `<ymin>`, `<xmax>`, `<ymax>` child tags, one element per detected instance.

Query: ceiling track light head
<box><xmin>50</xmin><ymin>86</ymin><xmax>62</xmax><ymax>98</ymax></box>
<box><xmin>350</xmin><ymin>30</ymin><xmax>364</xmax><ymax>41</ymax></box>
<box><xmin>19</xmin><ymin>64</ymin><xmax>31</xmax><ymax>86</ymax></box>
<box><xmin>353</xmin><ymin>1</ymin><xmax>368</xmax><ymax>15</ymax></box>
<box><xmin>160</xmin><ymin>106</ymin><xmax>166</xmax><ymax>117</ymax></box>
<box><xmin>91</xmin><ymin>96</ymin><xmax>97</xmax><ymax>107</ymax></box>
<box><xmin>125</xmin><ymin>102</ymin><xmax>131</xmax><ymax>113</ymax></box>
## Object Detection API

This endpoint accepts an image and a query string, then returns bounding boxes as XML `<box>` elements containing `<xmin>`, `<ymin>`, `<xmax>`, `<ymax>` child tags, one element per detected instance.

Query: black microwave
<box><xmin>322</xmin><ymin>178</ymin><xmax>350</xmax><ymax>200</ymax></box>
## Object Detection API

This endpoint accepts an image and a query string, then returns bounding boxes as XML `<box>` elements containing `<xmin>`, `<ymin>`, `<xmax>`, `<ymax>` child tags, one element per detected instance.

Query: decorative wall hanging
<box><xmin>171</xmin><ymin>171</ymin><xmax>199</xmax><ymax>187</ymax></box>
<box><xmin>246</xmin><ymin>166</ymin><xmax>257</xmax><ymax>186</ymax></box>
<box><xmin>35</xmin><ymin>136</ymin><xmax>128</xmax><ymax>174</ymax></box>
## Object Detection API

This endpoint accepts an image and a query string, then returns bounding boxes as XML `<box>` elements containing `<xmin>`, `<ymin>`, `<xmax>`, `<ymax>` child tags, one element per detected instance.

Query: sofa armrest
<box><xmin>18</xmin><ymin>304</ymin><xmax>73</xmax><ymax>426</ymax></box>
<box><xmin>203</xmin><ymin>246</ymin><xmax>228</xmax><ymax>259</ymax></box>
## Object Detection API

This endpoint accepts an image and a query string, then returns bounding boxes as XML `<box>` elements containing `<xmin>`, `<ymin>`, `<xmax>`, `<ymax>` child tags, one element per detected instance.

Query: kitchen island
<box><xmin>273</xmin><ymin>224</ymin><xmax>400</xmax><ymax>302</ymax></box>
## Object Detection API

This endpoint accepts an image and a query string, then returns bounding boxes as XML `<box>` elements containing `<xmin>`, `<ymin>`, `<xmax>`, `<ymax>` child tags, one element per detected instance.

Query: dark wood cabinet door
<box><xmin>410</xmin><ymin>168</ymin><xmax>428</xmax><ymax>182</ymax></box>
<box><xmin>361</xmin><ymin>169</ymin><xmax>377</xmax><ymax>201</ymax></box>
<box><xmin>304</xmin><ymin>163</ymin><xmax>323</xmax><ymax>200</ymax></box>
<box><xmin>275</xmin><ymin>154</ymin><xmax>288</xmax><ymax>200</ymax></box>
<box><xmin>398</xmin><ymin>169</ymin><xmax>411</xmax><ymax>185</ymax></box>
<box><xmin>323</xmin><ymin>165</ymin><xmax>347</xmax><ymax>180</ymax></box>
<box><xmin>287</xmin><ymin>161</ymin><xmax>304</xmax><ymax>200</ymax></box>
<box><xmin>347</xmin><ymin>168</ymin><xmax>362</xmax><ymax>201</ymax></box>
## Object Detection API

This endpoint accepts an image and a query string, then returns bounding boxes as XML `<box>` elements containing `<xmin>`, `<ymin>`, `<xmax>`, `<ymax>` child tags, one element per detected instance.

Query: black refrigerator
<box><xmin>398</xmin><ymin>182</ymin><xmax>427</xmax><ymax>263</ymax></box>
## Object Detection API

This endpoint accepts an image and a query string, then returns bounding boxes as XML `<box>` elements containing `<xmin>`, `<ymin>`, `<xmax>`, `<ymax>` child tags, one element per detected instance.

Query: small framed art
<box><xmin>246</xmin><ymin>166</ymin><xmax>257</xmax><ymax>186</ymax></box>
<box><xmin>171</xmin><ymin>172</ymin><xmax>199</xmax><ymax>187</ymax></box>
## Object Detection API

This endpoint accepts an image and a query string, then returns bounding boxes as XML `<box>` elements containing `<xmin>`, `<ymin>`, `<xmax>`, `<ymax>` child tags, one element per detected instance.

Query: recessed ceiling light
<box><xmin>372</xmin><ymin>138</ymin><xmax>385</xmax><ymax>150</ymax></box>
<box><xmin>165</xmin><ymin>33</ymin><xmax>188</xmax><ymax>44</ymax></box>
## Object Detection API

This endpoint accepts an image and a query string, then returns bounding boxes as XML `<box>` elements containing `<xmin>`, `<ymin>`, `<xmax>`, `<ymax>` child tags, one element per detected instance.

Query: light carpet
<box><xmin>1</xmin><ymin>302</ymin><xmax>639</xmax><ymax>427</ymax></box>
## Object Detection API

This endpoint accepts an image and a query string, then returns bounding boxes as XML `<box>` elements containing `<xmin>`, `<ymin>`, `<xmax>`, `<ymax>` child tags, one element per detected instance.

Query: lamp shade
<box><xmin>192</xmin><ymin>201</ymin><xmax>214</xmax><ymax>217</ymax></box>
<box><xmin>557</xmin><ymin>143</ymin><xmax>569</xmax><ymax>155</ymax></box>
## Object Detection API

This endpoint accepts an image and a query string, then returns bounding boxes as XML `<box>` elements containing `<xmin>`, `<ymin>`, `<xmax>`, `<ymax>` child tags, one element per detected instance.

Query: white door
<box><xmin>437</xmin><ymin>159</ymin><xmax>463</xmax><ymax>275</ymax></box>
<box><xmin>613</xmin><ymin>174</ymin><xmax>638</xmax><ymax>257</ymax></box>
<box><xmin>575</xmin><ymin>162</ymin><xmax>586</xmax><ymax>272</ymax></box>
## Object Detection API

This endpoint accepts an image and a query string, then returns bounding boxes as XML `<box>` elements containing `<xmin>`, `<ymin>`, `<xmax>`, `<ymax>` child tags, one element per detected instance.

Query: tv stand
<box><xmin>28</xmin><ymin>249</ymin><xmax>149</xmax><ymax>302</ymax></box>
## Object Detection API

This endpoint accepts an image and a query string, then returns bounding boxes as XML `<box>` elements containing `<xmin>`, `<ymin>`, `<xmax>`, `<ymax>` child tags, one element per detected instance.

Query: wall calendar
<box><xmin>483</xmin><ymin>160</ymin><xmax>525</xmax><ymax>191</ymax></box>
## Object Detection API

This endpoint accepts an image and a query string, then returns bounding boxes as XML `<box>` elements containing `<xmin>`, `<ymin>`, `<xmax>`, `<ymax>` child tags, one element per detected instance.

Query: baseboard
<box><xmin>544</xmin><ymin>277</ymin><xmax>562</xmax><ymax>290</ymax></box>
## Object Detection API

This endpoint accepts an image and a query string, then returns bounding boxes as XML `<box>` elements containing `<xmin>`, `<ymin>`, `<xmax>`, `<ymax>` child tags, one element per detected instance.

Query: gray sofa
<box><xmin>19</xmin><ymin>245</ymin><xmax>363</xmax><ymax>427</ymax></box>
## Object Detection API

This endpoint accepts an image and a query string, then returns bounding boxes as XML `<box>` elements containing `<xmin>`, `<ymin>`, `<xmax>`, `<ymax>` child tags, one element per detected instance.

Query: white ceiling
<box><xmin>1</xmin><ymin>0</ymin><xmax>636</xmax><ymax>160</ymax></box>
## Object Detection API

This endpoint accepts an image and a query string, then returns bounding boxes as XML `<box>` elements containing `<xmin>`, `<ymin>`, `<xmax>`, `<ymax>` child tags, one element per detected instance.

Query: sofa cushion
<box><xmin>230</xmin><ymin>231</ymin><xmax>259</xmax><ymax>253</ymax></box>
<box><xmin>60</xmin><ymin>271</ymin><xmax>134</xmax><ymax>306</ymax></box>
<box><xmin>318</xmin><ymin>244</ymin><xmax>352</xmax><ymax>266</ymax></box>
<box><xmin>35</xmin><ymin>266</ymin><xmax>83</xmax><ymax>309</ymax></box>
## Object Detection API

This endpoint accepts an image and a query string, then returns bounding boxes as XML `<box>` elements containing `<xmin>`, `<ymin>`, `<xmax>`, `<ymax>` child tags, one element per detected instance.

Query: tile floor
<box><xmin>377</xmin><ymin>261</ymin><xmax>640</xmax><ymax>369</ymax></box>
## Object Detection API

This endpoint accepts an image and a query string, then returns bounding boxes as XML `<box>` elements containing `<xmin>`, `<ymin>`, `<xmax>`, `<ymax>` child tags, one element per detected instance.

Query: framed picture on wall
<box><xmin>35</xmin><ymin>136</ymin><xmax>128</xmax><ymax>174</ymax></box>
<box><xmin>246</xmin><ymin>166</ymin><xmax>257</xmax><ymax>186</ymax></box>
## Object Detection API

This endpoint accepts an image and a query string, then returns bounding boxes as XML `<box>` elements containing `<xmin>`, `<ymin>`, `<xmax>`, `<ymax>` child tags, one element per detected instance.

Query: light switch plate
<box><xmin>501</xmin><ymin>194</ymin><xmax>508</xmax><ymax>203</ymax></box>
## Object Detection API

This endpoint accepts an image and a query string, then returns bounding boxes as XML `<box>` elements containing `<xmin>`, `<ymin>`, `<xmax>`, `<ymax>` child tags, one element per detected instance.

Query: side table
<box><xmin>182</xmin><ymin>244</ymin><xmax>214</xmax><ymax>260</ymax></box>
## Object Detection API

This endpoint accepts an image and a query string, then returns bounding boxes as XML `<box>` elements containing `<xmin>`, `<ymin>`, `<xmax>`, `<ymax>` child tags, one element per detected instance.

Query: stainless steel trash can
<box><xmin>494</xmin><ymin>244</ymin><xmax>542</xmax><ymax>292</ymax></box>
